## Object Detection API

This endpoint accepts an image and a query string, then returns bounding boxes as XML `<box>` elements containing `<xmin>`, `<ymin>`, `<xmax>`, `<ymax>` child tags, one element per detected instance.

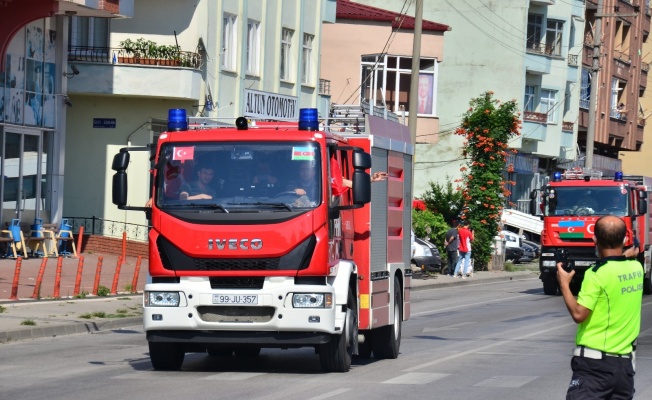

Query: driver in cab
<box><xmin>574</xmin><ymin>190</ymin><xmax>599</xmax><ymax>213</ymax></box>
<box><xmin>179</xmin><ymin>163</ymin><xmax>217</xmax><ymax>200</ymax></box>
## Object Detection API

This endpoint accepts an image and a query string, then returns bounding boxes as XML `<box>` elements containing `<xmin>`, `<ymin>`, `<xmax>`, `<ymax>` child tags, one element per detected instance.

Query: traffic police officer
<box><xmin>557</xmin><ymin>215</ymin><xmax>641</xmax><ymax>399</ymax></box>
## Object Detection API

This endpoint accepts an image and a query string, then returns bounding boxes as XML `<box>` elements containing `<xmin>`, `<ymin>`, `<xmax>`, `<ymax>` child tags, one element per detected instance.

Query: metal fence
<box><xmin>63</xmin><ymin>216</ymin><xmax>149</xmax><ymax>243</ymax></box>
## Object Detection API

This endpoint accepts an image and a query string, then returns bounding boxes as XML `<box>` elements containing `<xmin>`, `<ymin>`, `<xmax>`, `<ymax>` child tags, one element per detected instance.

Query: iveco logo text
<box><xmin>208</xmin><ymin>239</ymin><xmax>263</xmax><ymax>250</ymax></box>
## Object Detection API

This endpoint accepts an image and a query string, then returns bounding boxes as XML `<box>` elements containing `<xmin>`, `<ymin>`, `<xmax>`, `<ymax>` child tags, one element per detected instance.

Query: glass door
<box><xmin>3</xmin><ymin>130</ymin><xmax>43</xmax><ymax>225</ymax></box>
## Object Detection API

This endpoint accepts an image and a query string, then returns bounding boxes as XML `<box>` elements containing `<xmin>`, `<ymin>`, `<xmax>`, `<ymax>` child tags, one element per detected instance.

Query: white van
<box><xmin>501</xmin><ymin>230</ymin><xmax>522</xmax><ymax>249</ymax></box>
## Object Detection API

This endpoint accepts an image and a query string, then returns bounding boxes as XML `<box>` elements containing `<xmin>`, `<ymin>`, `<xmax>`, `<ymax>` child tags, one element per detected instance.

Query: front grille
<box><xmin>194</xmin><ymin>258</ymin><xmax>279</xmax><ymax>271</ymax></box>
<box><xmin>210</xmin><ymin>277</ymin><xmax>265</xmax><ymax>289</ymax></box>
<box><xmin>197</xmin><ymin>305</ymin><xmax>275</xmax><ymax>323</ymax></box>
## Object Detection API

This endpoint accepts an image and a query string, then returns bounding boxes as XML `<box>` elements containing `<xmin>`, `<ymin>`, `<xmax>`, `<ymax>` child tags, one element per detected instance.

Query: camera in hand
<box><xmin>556</xmin><ymin>248</ymin><xmax>572</xmax><ymax>272</ymax></box>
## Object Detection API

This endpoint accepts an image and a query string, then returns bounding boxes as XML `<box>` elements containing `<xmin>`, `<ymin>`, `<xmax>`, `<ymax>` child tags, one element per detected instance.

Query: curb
<box><xmin>0</xmin><ymin>317</ymin><xmax>142</xmax><ymax>342</ymax></box>
<box><xmin>410</xmin><ymin>271</ymin><xmax>539</xmax><ymax>291</ymax></box>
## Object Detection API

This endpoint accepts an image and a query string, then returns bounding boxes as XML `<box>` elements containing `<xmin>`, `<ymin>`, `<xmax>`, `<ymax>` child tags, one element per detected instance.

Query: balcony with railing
<box><xmin>522</xmin><ymin>111</ymin><xmax>548</xmax><ymax>141</ymax></box>
<box><xmin>66</xmin><ymin>46</ymin><xmax>202</xmax><ymax>100</ymax></box>
<box><xmin>562</xmin><ymin>121</ymin><xmax>574</xmax><ymax>132</ymax></box>
<box><xmin>319</xmin><ymin>79</ymin><xmax>331</xmax><ymax>95</ymax></box>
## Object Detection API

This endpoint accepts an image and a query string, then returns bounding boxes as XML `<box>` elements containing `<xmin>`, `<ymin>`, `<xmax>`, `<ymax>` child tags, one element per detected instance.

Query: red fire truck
<box><xmin>112</xmin><ymin>108</ymin><xmax>413</xmax><ymax>372</ymax></box>
<box><xmin>530</xmin><ymin>168</ymin><xmax>652</xmax><ymax>296</ymax></box>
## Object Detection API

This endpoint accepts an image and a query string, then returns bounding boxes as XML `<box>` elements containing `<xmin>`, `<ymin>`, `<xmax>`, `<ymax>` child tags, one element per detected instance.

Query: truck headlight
<box><xmin>146</xmin><ymin>291</ymin><xmax>181</xmax><ymax>307</ymax></box>
<box><xmin>541</xmin><ymin>253</ymin><xmax>554</xmax><ymax>257</ymax></box>
<box><xmin>292</xmin><ymin>293</ymin><xmax>333</xmax><ymax>308</ymax></box>
<box><xmin>542</xmin><ymin>260</ymin><xmax>557</xmax><ymax>267</ymax></box>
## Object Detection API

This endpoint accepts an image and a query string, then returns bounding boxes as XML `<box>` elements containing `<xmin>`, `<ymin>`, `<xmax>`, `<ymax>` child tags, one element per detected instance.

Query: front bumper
<box><xmin>143</xmin><ymin>277</ymin><xmax>344</xmax><ymax>338</ymax></box>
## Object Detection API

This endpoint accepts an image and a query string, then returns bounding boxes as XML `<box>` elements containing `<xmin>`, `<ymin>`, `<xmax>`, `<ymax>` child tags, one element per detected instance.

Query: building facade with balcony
<box><xmin>580</xmin><ymin>0</ymin><xmax>651</xmax><ymax>174</ymax></box>
<box><xmin>620</xmin><ymin>1</ymin><xmax>652</xmax><ymax>174</ymax></box>
<box><xmin>357</xmin><ymin>0</ymin><xmax>584</xmax><ymax>207</ymax></box>
<box><xmin>320</xmin><ymin>0</ymin><xmax>449</xmax><ymax>143</ymax></box>
<box><xmin>59</xmin><ymin>0</ymin><xmax>332</xmax><ymax>229</ymax></box>
<box><xmin>0</xmin><ymin>0</ymin><xmax>134</xmax><ymax>228</ymax></box>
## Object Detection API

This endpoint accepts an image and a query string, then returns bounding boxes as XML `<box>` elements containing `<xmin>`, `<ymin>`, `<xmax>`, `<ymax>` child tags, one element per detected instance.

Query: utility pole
<box><xmin>408</xmin><ymin>0</ymin><xmax>423</xmax><ymax>145</ymax></box>
<box><xmin>585</xmin><ymin>0</ymin><xmax>603</xmax><ymax>171</ymax></box>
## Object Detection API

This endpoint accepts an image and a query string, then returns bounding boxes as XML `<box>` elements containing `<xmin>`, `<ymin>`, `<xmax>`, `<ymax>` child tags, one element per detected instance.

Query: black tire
<box><xmin>372</xmin><ymin>276</ymin><xmax>402</xmax><ymax>359</ymax></box>
<box><xmin>542</xmin><ymin>275</ymin><xmax>558</xmax><ymax>295</ymax></box>
<box><xmin>319</xmin><ymin>287</ymin><xmax>355</xmax><ymax>372</ymax></box>
<box><xmin>354</xmin><ymin>332</ymin><xmax>373</xmax><ymax>359</ymax></box>
<box><xmin>234</xmin><ymin>346</ymin><xmax>261</xmax><ymax>357</ymax></box>
<box><xmin>207</xmin><ymin>347</ymin><xmax>233</xmax><ymax>357</ymax></box>
<box><xmin>644</xmin><ymin>272</ymin><xmax>652</xmax><ymax>295</ymax></box>
<box><xmin>149</xmin><ymin>341</ymin><xmax>185</xmax><ymax>370</ymax></box>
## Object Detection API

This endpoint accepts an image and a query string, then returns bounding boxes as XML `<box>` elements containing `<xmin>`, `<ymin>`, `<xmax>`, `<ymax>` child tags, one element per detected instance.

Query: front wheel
<box><xmin>319</xmin><ymin>287</ymin><xmax>356</xmax><ymax>372</ymax></box>
<box><xmin>149</xmin><ymin>342</ymin><xmax>185</xmax><ymax>370</ymax></box>
<box><xmin>542</xmin><ymin>274</ymin><xmax>558</xmax><ymax>295</ymax></box>
<box><xmin>372</xmin><ymin>276</ymin><xmax>402</xmax><ymax>359</ymax></box>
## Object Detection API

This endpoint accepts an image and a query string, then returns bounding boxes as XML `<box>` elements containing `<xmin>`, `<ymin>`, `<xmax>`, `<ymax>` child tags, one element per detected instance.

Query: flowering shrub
<box><xmin>455</xmin><ymin>91</ymin><xmax>521</xmax><ymax>269</ymax></box>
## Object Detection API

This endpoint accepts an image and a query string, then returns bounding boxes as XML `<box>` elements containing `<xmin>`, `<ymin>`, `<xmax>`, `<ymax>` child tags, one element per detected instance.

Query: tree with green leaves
<box><xmin>455</xmin><ymin>91</ymin><xmax>520</xmax><ymax>269</ymax></box>
<box><xmin>419</xmin><ymin>178</ymin><xmax>465</xmax><ymax>226</ymax></box>
<box><xmin>412</xmin><ymin>208</ymin><xmax>449</xmax><ymax>247</ymax></box>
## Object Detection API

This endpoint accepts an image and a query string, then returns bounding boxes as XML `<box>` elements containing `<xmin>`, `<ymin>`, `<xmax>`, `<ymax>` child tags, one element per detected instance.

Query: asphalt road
<box><xmin>1</xmin><ymin>277</ymin><xmax>650</xmax><ymax>400</ymax></box>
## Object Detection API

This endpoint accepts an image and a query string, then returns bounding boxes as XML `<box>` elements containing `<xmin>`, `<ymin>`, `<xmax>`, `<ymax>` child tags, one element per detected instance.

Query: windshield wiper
<box><xmin>170</xmin><ymin>203</ymin><xmax>229</xmax><ymax>213</ymax></box>
<box><xmin>237</xmin><ymin>202</ymin><xmax>295</xmax><ymax>211</ymax></box>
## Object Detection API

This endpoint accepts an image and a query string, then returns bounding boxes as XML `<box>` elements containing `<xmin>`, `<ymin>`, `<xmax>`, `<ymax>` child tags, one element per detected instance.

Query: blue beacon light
<box><xmin>553</xmin><ymin>171</ymin><xmax>562</xmax><ymax>182</ymax></box>
<box><xmin>615</xmin><ymin>171</ymin><xmax>624</xmax><ymax>182</ymax></box>
<box><xmin>168</xmin><ymin>108</ymin><xmax>188</xmax><ymax>131</ymax></box>
<box><xmin>298</xmin><ymin>108</ymin><xmax>319</xmax><ymax>131</ymax></box>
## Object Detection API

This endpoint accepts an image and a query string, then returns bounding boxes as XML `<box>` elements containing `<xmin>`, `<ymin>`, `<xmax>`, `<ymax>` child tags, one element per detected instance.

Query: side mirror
<box><xmin>112</xmin><ymin>171</ymin><xmax>128</xmax><ymax>206</ymax></box>
<box><xmin>353</xmin><ymin>151</ymin><xmax>371</xmax><ymax>170</ymax></box>
<box><xmin>529</xmin><ymin>189</ymin><xmax>538</xmax><ymax>200</ymax></box>
<box><xmin>112</xmin><ymin>150</ymin><xmax>130</xmax><ymax>171</ymax></box>
<box><xmin>352</xmin><ymin>170</ymin><xmax>371</xmax><ymax>205</ymax></box>
<box><xmin>639</xmin><ymin>198</ymin><xmax>648</xmax><ymax>216</ymax></box>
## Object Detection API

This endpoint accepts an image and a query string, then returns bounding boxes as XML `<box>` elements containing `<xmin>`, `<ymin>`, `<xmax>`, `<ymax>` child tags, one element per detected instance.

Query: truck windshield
<box><xmin>545</xmin><ymin>186</ymin><xmax>629</xmax><ymax>217</ymax></box>
<box><xmin>155</xmin><ymin>141</ymin><xmax>322</xmax><ymax>211</ymax></box>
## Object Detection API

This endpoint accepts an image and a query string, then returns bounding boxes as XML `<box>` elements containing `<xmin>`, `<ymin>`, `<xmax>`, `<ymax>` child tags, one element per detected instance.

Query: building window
<box><xmin>69</xmin><ymin>16</ymin><xmax>108</xmax><ymax>53</ymax></box>
<box><xmin>611</xmin><ymin>78</ymin><xmax>627</xmax><ymax>119</ymax></box>
<box><xmin>280</xmin><ymin>28</ymin><xmax>293</xmax><ymax>81</ymax></box>
<box><xmin>524</xmin><ymin>85</ymin><xmax>536</xmax><ymax>112</ymax></box>
<box><xmin>359</xmin><ymin>54</ymin><xmax>438</xmax><ymax>115</ymax></box>
<box><xmin>527</xmin><ymin>14</ymin><xmax>543</xmax><ymax>52</ymax></box>
<box><xmin>580</xmin><ymin>68</ymin><xmax>590</xmax><ymax>109</ymax></box>
<box><xmin>302</xmin><ymin>33</ymin><xmax>314</xmax><ymax>85</ymax></box>
<box><xmin>540</xmin><ymin>89</ymin><xmax>556</xmax><ymax>123</ymax></box>
<box><xmin>546</xmin><ymin>20</ymin><xmax>564</xmax><ymax>56</ymax></box>
<box><xmin>222</xmin><ymin>14</ymin><xmax>237</xmax><ymax>70</ymax></box>
<box><xmin>246</xmin><ymin>20</ymin><xmax>260</xmax><ymax>75</ymax></box>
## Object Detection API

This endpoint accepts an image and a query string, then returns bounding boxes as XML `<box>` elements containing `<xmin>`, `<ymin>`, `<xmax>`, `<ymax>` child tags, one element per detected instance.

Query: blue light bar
<box><xmin>615</xmin><ymin>171</ymin><xmax>624</xmax><ymax>182</ymax></box>
<box><xmin>298</xmin><ymin>108</ymin><xmax>319</xmax><ymax>131</ymax></box>
<box><xmin>168</xmin><ymin>109</ymin><xmax>188</xmax><ymax>131</ymax></box>
<box><xmin>553</xmin><ymin>172</ymin><xmax>562</xmax><ymax>182</ymax></box>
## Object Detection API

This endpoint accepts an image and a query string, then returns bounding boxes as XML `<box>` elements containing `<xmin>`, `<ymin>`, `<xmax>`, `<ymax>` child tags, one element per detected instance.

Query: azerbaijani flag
<box><xmin>292</xmin><ymin>146</ymin><xmax>315</xmax><ymax>160</ymax></box>
<box><xmin>559</xmin><ymin>220</ymin><xmax>586</xmax><ymax>239</ymax></box>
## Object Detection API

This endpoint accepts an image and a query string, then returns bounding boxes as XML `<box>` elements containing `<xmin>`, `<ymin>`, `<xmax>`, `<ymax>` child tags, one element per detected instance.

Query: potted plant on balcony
<box><xmin>118</xmin><ymin>38</ymin><xmax>138</xmax><ymax>63</ymax></box>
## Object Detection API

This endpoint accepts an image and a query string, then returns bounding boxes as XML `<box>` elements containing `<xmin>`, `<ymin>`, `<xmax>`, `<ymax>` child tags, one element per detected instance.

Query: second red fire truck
<box><xmin>531</xmin><ymin>168</ymin><xmax>652</xmax><ymax>295</ymax></box>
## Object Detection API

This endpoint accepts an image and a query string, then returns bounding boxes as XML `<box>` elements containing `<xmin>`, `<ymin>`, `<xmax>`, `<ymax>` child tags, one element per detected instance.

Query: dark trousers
<box><xmin>566</xmin><ymin>356</ymin><xmax>634</xmax><ymax>400</ymax></box>
<box><xmin>446</xmin><ymin>250</ymin><xmax>458</xmax><ymax>276</ymax></box>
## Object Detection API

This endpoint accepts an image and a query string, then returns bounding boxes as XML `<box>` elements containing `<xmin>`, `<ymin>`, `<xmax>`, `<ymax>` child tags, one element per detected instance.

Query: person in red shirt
<box><xmin>453</xmin><ymin>221</ymin><xmax>474</xmax><ymax>278</ymax></box>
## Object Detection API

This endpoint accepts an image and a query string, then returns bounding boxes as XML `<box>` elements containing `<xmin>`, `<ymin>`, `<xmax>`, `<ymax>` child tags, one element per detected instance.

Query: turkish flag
<box><xmin>173</xmin><ymin>146</ymin><xmax>194</xmax><ymax>161</ymax></box>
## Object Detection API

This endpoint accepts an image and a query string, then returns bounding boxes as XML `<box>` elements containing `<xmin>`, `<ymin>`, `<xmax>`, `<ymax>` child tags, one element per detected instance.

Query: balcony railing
<box><xmin>568</xmin><ymin>53</ymin><xmax>578</xmax><ymax>67</ymax></box>
<box><xmin>614</xmin><ymin>49</ymin><xmax>631</xmax><ymax>64</ymax></box>
<box><xmin>68</xmin><ymin>46</ymin><xmax>202</xmax><ymax>69</ymax></box>
<box><xmin>562</xmin><ymin>121</ymin><xmax>574</xmax><ymax>132</ymax></box>
<box><xmin>642</xmin><ymin>62</ymin><xmax>650</xmax><ymax>73</ymax></box>
<box><xmin>523</xmin><ymin>111</ymin><xmax>548</xmax><ymax>124</ymax></box>
<box><xmin>526</xmin><ymin>42</ymin><xmax>562</xmax><ymax>57</ymax></box>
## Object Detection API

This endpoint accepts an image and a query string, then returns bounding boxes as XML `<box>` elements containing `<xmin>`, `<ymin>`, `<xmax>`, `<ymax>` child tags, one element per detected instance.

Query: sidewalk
<box><xmin>0</xmin><ymin>255</ymin><xmax>538</xmax><ymax>342</ymax></box>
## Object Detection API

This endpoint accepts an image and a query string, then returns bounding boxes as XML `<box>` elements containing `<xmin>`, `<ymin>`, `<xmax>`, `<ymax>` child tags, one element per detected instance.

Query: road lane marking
<box><xmin>306</xmin><ymin>388</ymin><xmax>352</xmax><ymax>400</ymax></box>
<box><xmin>474</xmin><ymin>375</ymin><xmax>538</xmax><ymax>388</ymax></box>
<box><xmin>403</xmin><ymin>322</ymin><xmax>575</xmax><ymax>372</ymax></box>
<box><xmin>383</xmin><ymin>372</ymin><xmax>448</xmax><ymax>385</ymax></box>
<box><xmin>422</xmin><ymin>322</ymin><xmax>476</xmax><ymax>333</ymax></box>
<box><xmin>202</xmin><ymin>372</ymin><xmax>266</xmax><ymax>380</ymax></box>
<box><xmin>411</xmin><ymin>293</ymin><xmax>532</xmax><ymax>317</ymax></box>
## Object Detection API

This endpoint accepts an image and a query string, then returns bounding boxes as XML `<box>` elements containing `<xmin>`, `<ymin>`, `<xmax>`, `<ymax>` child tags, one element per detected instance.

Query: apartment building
<box><xmin>357</xmin><ymin>0</ymin><xmax>584</xmax><ymax>209</ymax></box>
<box><xmin>61</xmin><ymin>0</ymin><xmax>331</xmax><ymax>232</ymax></box>
<box><xmin>0</xmin><ymin>0</ymin><xmax>134</xmax><ymax>228</ymax></box>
